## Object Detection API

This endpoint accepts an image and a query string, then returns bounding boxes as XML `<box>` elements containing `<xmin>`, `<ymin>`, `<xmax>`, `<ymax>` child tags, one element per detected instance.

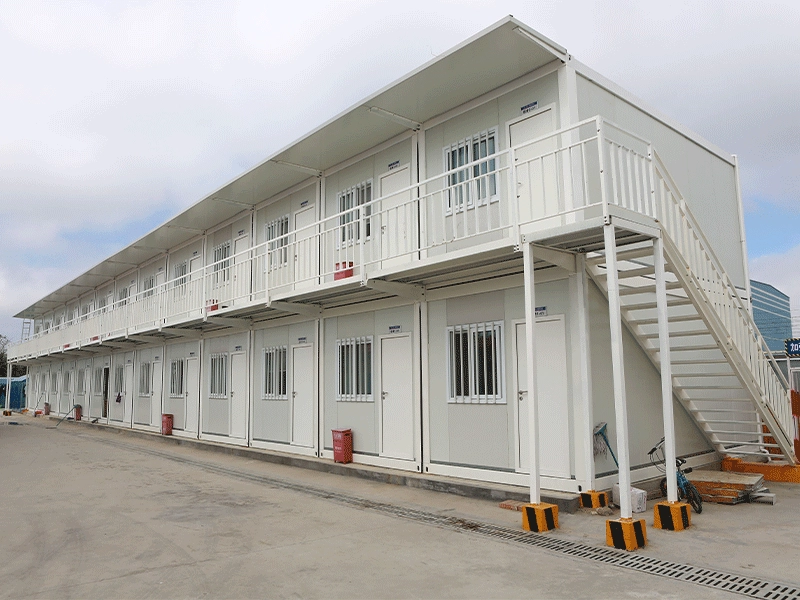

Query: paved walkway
<box><xmin>1</xmin><ymin>415</ymin><xmax>798</xmax><ymax>599</ymax></box>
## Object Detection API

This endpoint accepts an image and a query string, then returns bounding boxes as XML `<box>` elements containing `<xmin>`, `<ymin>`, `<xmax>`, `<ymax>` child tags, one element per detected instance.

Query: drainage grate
<box><xmin>91</xmin><ymin>434</ymin><xmax>800</xmax><ymax>600</ymax></box>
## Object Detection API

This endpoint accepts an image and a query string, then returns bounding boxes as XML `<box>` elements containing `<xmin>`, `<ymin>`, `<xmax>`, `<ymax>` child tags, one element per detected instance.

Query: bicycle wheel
<box><xmin>659</xmin><ymin>478</ymin><xmax>668</xmax><ymax>498</ymax></box>
<box><xmin>686</xmin><ymin>482</ymin><xmax>703</xmax><ymax>514</ymax></box>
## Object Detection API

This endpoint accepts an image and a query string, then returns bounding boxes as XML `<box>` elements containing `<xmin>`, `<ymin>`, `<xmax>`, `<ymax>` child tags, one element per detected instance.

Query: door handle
<box><xmin>292</xmin><ymin>391</ymin><xmax>297</xmax><ymax>398</ymax></box>
<box><xmin>381</xmin><ymin>391</ymin><xmax>387</xmax><ymax>399</ymax></box>
<box><xmin>518</xmin><ymin>391</ymin><xmax>525</xmax><ymax>401</ymax></box>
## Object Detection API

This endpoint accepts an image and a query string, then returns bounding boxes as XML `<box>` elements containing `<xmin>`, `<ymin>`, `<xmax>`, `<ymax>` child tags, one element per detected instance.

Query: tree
<box><xmin>0</xmin><ymin>334</ymin><xmax>27</xmax><ymax>378</ymax></box>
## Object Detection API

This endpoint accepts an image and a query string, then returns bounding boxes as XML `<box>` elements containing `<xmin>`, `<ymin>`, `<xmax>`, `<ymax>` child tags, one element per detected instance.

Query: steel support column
<box><xmin>522</xmin><ymin>242</ymin><xmax>541</xmax><ymax>503</ymax></box>
<box><xmin>654</xmin><ymin>236</ymin><xmax>679</xmax><ymax>502</ymax></box>
<box><xmin>603</xmin><ymin>224</ymin><xmax>633</xmax><ymax>518</ymax></box>
<box><xmin>574</xmin><ymin>254</ymin><xmax>595</xmax><ymax>490</ymax></box>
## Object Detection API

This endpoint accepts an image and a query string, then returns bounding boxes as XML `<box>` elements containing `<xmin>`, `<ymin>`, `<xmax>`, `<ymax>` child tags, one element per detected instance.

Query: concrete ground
<box><xmin>1</xmin><ymin>415</ymin><xmax>798</xmax><ymax>599</ymax></box>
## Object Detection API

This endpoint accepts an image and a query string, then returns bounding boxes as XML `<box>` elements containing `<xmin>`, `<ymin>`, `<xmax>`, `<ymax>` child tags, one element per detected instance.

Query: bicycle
<box><xmin>648</xmin><ymin>437</ymin><xmax>703</xmax><ymax>514</ymax></box>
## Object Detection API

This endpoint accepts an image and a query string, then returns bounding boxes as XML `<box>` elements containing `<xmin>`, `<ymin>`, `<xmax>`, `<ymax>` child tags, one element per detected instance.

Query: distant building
<box><xmin>751</xmin><ymin>280</ymin><xmax>792</xmax><ymax>353</ymax></box>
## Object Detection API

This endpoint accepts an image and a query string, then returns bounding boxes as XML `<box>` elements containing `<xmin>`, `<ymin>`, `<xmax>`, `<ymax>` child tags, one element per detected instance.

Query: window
<box><xmin>336</xmin><ymin>337</ymin><xmax>373</xmax><ymax>401</ymax></box>
<box><xmin>142</xmin><ymin>275</ymin><xmax>155</xmax><ymax>298</ymax></box>
<box><xmin>63</xmin><ymin>370</ymin><xmax>72</xmax><ymax>394</ymax></box>
<box><xmin>173</xmin><ymin>261</ymin><xmax>188</xmax><ymax>288</ymax></box>
<box><xmin>445</xmin><ymin>129</ymin><xmax>497</xmax><ymax>211</ymax></box>
<box><xmin>138</xmin><ymin>362</ymin><xmax>151</xmax><ymax>396</ymax></box>
<box><xmin>263</xmin><ymin>346</ymin><xmax>287</xmax><ymax>399</ymax></box>
<box><xmin>51</xmin><ymin>371</ymin><xmax>59</xmax><ymax>394</ymax></box>
<box><xmin>338</xmin><ymin>181</ymin><xmax>372</xmax><ymax>244</ymax></box>
<box><xmin>94</xmin><ymin>367</ymin><xmax>103</xmax><ymax>395</ymax></box>
<box><xmin>266</xmin><ymin>216</ymin><xmax>290</xmax><ymax>270</ymax></box>
<box><xmin>210</xmin><ymin>353</ymin><xmax>228</xmax><ymax>398</ymax></box>
<box><xmin>212</xmin><ymin>242</ymin><xmax>231</xmax><ymax>286</ymax></box>
<box><xmin>114</xmin><ymin>365</ymin><xmax>124</xmax><ymax>393</ymax></box>
<box><xmin>170</xmin><ymin>359</ymin><xmax>185</xmax><ymax>397</ymax></box>
<box><xmin>77</xmin><ymin>368</ymin><xmax>86</xmax><ymax>395</ymax></box>
<box><xmin>98</xmin><ymin>295</ymin><xmax>107</xmax><ymax>312</ymax></box>
<box><xmin>118</xmin><ymin>286</ymin><xmax>129</xmax><ymax>306</ymax></box>
<box><xmin>447</xmin><ymin>322</ymin><xmax>503</xmax><ymax>404</ymax></box>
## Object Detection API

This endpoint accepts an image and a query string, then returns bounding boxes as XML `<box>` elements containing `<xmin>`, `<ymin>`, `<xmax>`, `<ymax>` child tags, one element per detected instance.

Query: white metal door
<box><xmin>150</xmin><ymin>360</ymin><xmax>162</xmax><ymax>427</ymax></box>
<box><xmin>188</xmin><ymin>256</ymin><xmax>203</xmax><ymax>317</ymax></box>
<box><xmin>509</xmin><ymin>108</ymin><xmax>557</xmax><ymax>224</ymax></box>
<box><xmin>380</xmin><ymin>335</ymin><xmax>415</xmax><ymax>460</ymax></box>
<box><xmin>379</xmin><ymin>166</ymin><xmax>412</xmax><ymax>269</ymax></box>
<box><xmin>291</xmin><ymin>345</ymin><xmax>314</xmax><ymax>447</ymax></box>
<box><xmin>229</xmin><ymin>352</ymin><xmax>248</xmax><ymax>439</ymax></box>
<box><xmin>232</xmin><ymin>236</ymin><xmax>251</xmax><ymax>306</ymax></box>
<box><xmin>185</xmin><ymin>357</ymin><xmax>199</xmax><ymax>433</ymax></box>
<box><xmin>293</xmin><ymin>206</ymin><xmax>316</xmax><ymax>289</ymax></box>
<box><xmin>515</xmin><ymin>318</ymin><xmax>570</xmax><ymax>478</ymax></box>
<box><xmin>124</xmin><ymin>362</ymin><xmax>134</xmax><ymax>425</ymax></box>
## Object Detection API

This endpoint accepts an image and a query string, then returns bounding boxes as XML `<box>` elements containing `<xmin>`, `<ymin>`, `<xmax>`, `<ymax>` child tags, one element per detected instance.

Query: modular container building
<box><xmin>8</xmin><ymin>17</ymin><xmax>797</xmax><ymax>504</ymax></box>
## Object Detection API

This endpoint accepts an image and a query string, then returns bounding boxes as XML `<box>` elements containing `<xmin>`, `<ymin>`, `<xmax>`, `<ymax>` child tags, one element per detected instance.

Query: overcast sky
<box><xmin>1</xmin><ymin>0</ymin><xmax>799</xmax><ymax>341</ymax></box>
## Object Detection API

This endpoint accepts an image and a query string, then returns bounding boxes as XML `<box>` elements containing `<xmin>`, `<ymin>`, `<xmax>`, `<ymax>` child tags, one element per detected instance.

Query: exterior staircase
<box><xmin>585</xmin><ymin>152</ymin><xmax>797</xmax><ymax>464</ymax></box>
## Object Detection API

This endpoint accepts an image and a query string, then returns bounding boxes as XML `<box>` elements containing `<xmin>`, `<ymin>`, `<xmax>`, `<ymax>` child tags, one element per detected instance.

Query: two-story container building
<box><xmin>9</xmin><ymin>17</ymin><xmax>797</xmax><ymax>501</ymax></box>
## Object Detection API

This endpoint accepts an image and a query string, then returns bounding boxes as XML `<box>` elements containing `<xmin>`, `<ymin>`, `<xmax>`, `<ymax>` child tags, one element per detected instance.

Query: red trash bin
<box><xmin>74</xmin><ymin>405</ymin><xmax>82</xmax><ymax>421</ymax></box>
<box><xmin>332</xmin><ymin>428</ymin><xmax>353</xmax><ymax>463</ymax></box>
<box><xmin>161</xmin><ymin>413</ymin><xmax>174</xmax><ymax>435</ymax></box>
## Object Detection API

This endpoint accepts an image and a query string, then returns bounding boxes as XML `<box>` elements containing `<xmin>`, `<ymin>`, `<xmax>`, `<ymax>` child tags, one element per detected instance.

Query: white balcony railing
<box><xmin>3</xmin><ymin>117</ymin><xmax>696</xmax><ymax>360</ymax></box>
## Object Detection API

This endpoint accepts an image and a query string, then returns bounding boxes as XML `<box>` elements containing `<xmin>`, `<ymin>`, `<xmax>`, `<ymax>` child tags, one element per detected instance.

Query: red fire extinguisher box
<box><xmin>332</xmin><ymin>429</ymin><xmax>353</xmax><ymax>463</ymax></box>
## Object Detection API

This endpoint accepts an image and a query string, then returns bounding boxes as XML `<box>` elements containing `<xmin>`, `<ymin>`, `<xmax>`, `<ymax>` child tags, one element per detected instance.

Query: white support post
<box><xmin>654</xmin><ymin>236</ymin><xmax>679</xmax><ymax>502</ymax></box>
<box><xmin>574</xmin><ymin>253</ymin><xmax>595</xmax><ymax>490</ymax></box>
<box><xmin>522</xmin><ymin>241</ymin><xmax>541</xmax><ymax>503</ymax></box>
<box><xmin>603</xmin><ymin>223</ymin><xmax>633</xmax><ymax>519</ymax></box>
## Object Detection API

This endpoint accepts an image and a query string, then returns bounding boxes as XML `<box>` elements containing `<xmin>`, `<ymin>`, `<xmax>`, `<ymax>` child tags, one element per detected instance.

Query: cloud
<box><xmin>1</xmin><ymin>0</ymin><xmax>799</xmax><ymax>342</ymax></box>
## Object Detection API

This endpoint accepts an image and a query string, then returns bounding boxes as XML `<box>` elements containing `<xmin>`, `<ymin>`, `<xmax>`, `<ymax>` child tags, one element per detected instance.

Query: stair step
<box><xmin>711</xmin><ymin>430</ymin><xmax>768</xmax><ymax>436</ymax></box>
<box><xmin>594</xmin><ymin>266</ymin><xmax>657</xmax><ymax>279</ymax></box>
<box><xmin>675</xmin><ymin>384</ymin><xmax>743</xmax><ymax>390</ymax></box>
<box><xmin>684</xmin><ymin>397</ymin><xmax>752</xmax><ymax>402</ymax></box>
<box><xmin>633</xmin><ymin>314</ymin><xmax>703</xmax><ymax>325</ymax></box>
<box><xmin>689</xmin><ymin>408</ymin><xmax>757</xmax><ymax>413</ymax></box>
<box><xmin>672</xmin><ymin>372</ymin><xmax>736</xmax><ymax>378</ymax></box>
<box><xmin>672</xmin><ymin>358</ymin><xmax>728</xmax><ymax>365</ymax></box>
<box><xmin>720</xmin><ymin>441</ymin><xmax>781</xmax><ymax>448</ymax></box>
<box><xmin>619</xmin><ymin>282</ymin><xmax>682</xmax><ymax>296</ymax></box>
<box><xmin>723</xmin><ymin>450</ymin><xmax>785</xmax><ymax>458</ymax></box>
<box><xmin>642</xmin><ymin>329</ymin><xmax>710</xmax><ymax>339</ymax></box>
<box><xmin>697</xmin><ymin>419</ymin><xmax>760</xmax><ymax>425</ymax></box>
<box><xmin>623</xmin><ymin>298</ymin><xmax>693</xmax><ymax>311</ymax></box>
<box><xmin>667</xmin><ymin>343</ymin><xmax>719</xmax><ymax>351</ymax></box>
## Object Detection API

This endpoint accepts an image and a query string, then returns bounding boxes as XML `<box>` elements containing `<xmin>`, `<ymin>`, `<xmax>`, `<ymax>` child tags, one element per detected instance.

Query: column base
<box><xmin>579</xmin><ymin>490</ymin><xmax>609</xmax><ymax>509</ymax></box>
<box><xmin>653</xmin><ymin>501</ymin><xmax>691</xmax><ymax>531</ymax></box>
<box><xmin>522</xmin><ymin>502</ymin><xmax>559</xmax><ymax>532</ymax></box>
<box><xmin>606</xmin><ymin>517</ymin><xmax>646</xmax><ymax>550</ymax></box>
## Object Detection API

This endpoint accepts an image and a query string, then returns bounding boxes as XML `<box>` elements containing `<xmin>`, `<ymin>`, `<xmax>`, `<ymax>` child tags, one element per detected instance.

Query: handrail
<box><xmin>652</xmin><ymin>150</ymin><xmax>790</xmax><ymax>391</ymax></box>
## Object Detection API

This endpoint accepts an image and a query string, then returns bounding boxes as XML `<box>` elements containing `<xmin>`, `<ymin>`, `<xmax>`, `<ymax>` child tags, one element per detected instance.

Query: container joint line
<box><xmin>90</xmin><ymin>434</ymin><xmax>800</xmax><ymax>600</ymax></box>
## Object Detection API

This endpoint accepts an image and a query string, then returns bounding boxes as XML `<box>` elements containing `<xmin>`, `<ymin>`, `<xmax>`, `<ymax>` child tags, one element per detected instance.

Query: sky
<box><xmin>1</xmin><ymin>0</ymin><xmax>799</xmax><ymax>341</ymax></box>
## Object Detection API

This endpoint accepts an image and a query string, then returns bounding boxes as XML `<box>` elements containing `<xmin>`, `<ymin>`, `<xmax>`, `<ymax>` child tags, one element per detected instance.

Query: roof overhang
<box><xmin>15</xmin><ymin>15</ymin><xmax>565</xmax><ymax>319</ymax></box>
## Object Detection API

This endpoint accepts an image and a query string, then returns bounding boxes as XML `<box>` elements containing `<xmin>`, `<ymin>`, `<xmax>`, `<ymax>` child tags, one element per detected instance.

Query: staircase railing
<box><xmin>645</xmin><ymin>148</ymin><xmax>796</xmax><ymax>459</ymax></box>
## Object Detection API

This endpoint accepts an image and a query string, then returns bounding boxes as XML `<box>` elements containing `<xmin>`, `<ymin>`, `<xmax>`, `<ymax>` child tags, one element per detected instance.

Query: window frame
<box><xmin>170</xmin><ymin>359</ymin><xmax>185</xmax><ymax>398</ymax></box>
<box><xmin>209</xmin><ymin>352</ymin><xmax>228</xmax><ymax>398</ymax></box>
<box><xmin>443</xmin><ymin>128</ymin><xmax>498</xmax><ymax>213</ymax></box>
<box><xmin>337</xmin><ymin>180</ymin><xmax>372</xmax><ymax>246</ymax></box>
<box><xmin>446</xmin><ymin>321</ymin><xmax>504</xmax><ymax>404</ymax></box>
<box><xmin>77</xmin><ymin>367</ymin><xmax>86</xmax><ymax>395</ymax></box>
<box><xmin>265</xmin><ymin>216</ymin><xmax>290</xmax><ymax>271</ymax></box>
<box><xmin>336</xmin><ymin>336</ymin><xmax>373</xmax><ymax>402</ymax></box>
<box><xmin>93</xmin><ymin>367</ymin><xmax>104</xmax><ymax>395</ymax></box>
<box><xmin>262</xmin><ymin>346</ymin><xmax>288</xmax><ymax>400</ymax></box>
<box><xmin>138</xmin><ymin>362</ymin><xmax>152</xmax><ymax>397</ymax></box>
<box><xmin>212</xmin><ymin>241</ymin><xmax>232</xmax><ymax>287</ymax></box>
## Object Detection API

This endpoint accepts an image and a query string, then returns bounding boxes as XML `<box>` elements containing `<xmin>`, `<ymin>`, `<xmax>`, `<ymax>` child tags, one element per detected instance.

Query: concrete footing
<box><xmin>579</xmin><ymin>490</ymin><xmax>609</xmax><ymax>509</ymax></box>
<box><xmin>522</xmin><ymin>503</ymin><xmax>559</xmax><ymax>532</ymax></box>
<box><xmin>653</xmin><ymin>501</ymin><xmax>690</xmax><ymax>531</ymax></box>
<box><xmin>606</xmin><ymin>518</ymin><xmax>646</xmax><ymax>551</ymax></box>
